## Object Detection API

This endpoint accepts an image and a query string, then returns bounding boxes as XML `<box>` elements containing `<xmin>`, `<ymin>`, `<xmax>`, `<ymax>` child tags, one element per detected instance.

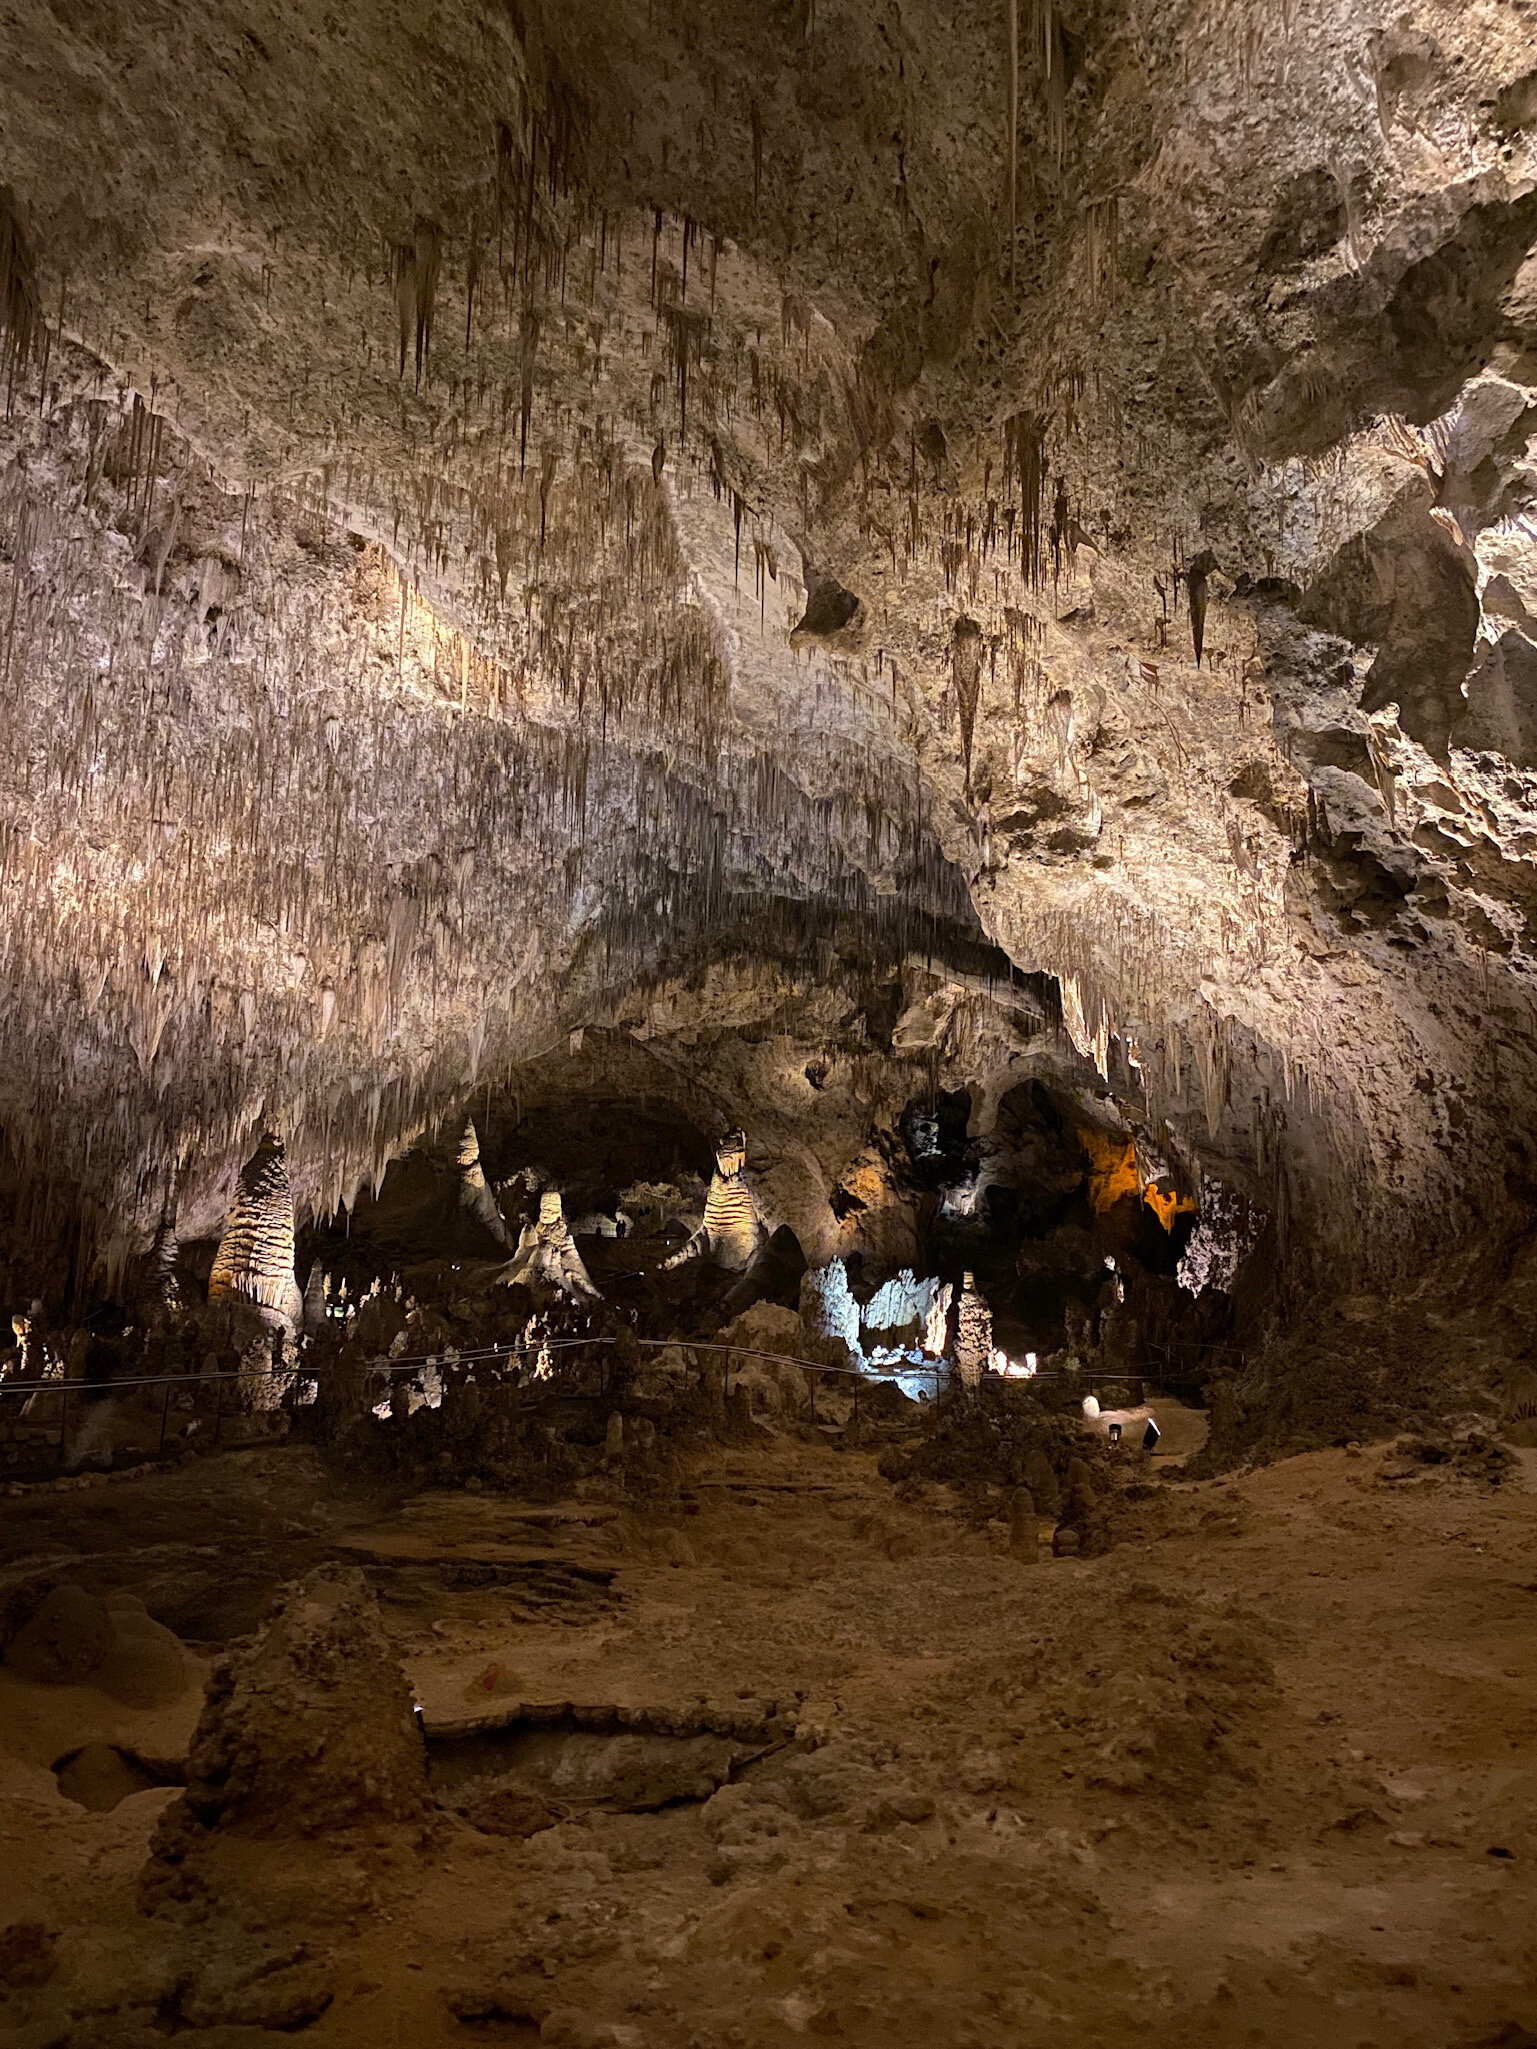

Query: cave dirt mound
<box><xmin>143</xmin><ymin>1564</ymin><xmax>428</xmax><ymax>1907</ymax></box>
<box><xmin>4</xmin><ymin>1585</ymin><xmax>190</xmax><ymax>1706</ymax></box>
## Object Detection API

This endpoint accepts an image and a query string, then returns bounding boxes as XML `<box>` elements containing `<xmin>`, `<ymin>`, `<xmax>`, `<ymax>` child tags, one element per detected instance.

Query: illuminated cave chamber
<box><xmin>0</xmin><ymin>0</ymin><xmax>1534</xmax><ymax>1475</ymax></box>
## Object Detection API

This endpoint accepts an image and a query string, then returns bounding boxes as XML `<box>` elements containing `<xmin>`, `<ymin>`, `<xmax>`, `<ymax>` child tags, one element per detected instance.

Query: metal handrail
<box><xmin>0</xmin><ymin>1336</ymin><xmax>888</xmax><ymax>1403</ymax></box>
<box><xmin>0</xmin><ymin>1339</ymin><xmax>1183</xmax><ymax>1404</ymax></box>
<box><xmin>0</xmin><ymin>1325</ymin><xmax>1203</xmax><ymax>1480</ymax></box>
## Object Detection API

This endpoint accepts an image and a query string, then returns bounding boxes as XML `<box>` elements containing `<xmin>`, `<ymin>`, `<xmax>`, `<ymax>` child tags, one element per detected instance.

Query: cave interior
<box><xmin>0</xmin><ymin>0</ymin><xmax>1536</xmax><ymax>2042</ymax></box>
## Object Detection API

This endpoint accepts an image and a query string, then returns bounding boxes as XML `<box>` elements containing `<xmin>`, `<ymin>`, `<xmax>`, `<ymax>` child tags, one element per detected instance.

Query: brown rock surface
<box><xmin>3</xmin><ymin>11</ymin><xmax>1537</xmax><ymax>2044</ymax></box>
<box><xmin>145</xmin><ymin>1563</ymin><xmax>427</xmax><ymax>1893</ymax></box>
<box><xmin>0</xmin><ymin>1436</ymin><xmax>1525</xmax><ymax>2045</ymax></box>
<box><xmin>3</xmin><ymin>1586</ymin><xmax>114</xmax><ymax>1687</ymax></box>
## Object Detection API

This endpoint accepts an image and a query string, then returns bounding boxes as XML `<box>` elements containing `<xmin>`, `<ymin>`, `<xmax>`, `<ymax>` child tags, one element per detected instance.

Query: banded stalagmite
<box><xmin>208</xmin><ymin>1134</ymin><xmax>304</xmax><ymax>1331</ymax></box>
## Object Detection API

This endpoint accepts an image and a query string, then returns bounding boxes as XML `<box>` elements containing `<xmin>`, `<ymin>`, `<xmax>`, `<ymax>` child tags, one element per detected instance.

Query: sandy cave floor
<box><xmin>0</xmin><ymin>1425</ymin><xmax>1534</xmax><ymax>2049</ymax></box>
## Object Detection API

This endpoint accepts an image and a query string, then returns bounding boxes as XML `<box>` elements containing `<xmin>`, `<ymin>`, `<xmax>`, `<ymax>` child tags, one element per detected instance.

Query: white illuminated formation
<box><xmin>457</xmin><ymin>1119</ymin><xmax>512</xmax><ymax>1247</ymax></box>
<box><xmin>991</xmin><ymin>1349</ymin><xmax>1038</xmax><ymax>1380</ymax></box>
<box><xmin>497</xmin><ymin>1192</ymin><xmax>602</xmax><ymax>1302</ymax></box>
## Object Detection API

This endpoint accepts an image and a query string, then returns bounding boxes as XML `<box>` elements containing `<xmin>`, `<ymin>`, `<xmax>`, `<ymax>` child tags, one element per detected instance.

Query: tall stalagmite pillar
<box><xmin>457</xmin><ymin>1119</ymin><xmax>511</xmax><ymax>1246</ymax></box>
<box><xmin>955</xmin><ymin>1272</ymin><xmax>993</xmax><ymax>1394</ymax></box>
<box><xmin>209</xmin><ymin>1133</ymin><xmax>304</xmax><ymax>1331</ymax></box>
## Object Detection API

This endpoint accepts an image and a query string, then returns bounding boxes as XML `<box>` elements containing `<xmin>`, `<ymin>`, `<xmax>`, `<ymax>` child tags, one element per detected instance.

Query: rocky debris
<box><xmin>445</xmin><ymin>1980</ymin><xmax>551</xmax><ymax>2030</ymax></box>
<box><xmin>512</xmin><ymin>1730</ymin><xmax>749</xmax><ymax>1813</ymax></box>
<box><xmin>143</xmin><ymin>1565</ymin><xmax>427</xmax><ymax>1908</ymax></box>
<box><xmin>716</xmin><ymin>1302</ymin><xmax>812</xmax><ymax>1422</ymax></box>
<box><xmin>173</xmin><ymin>1952</ymin><xmax>335</xmax><ymax>2031</ymax></box>
<box><xmin>425</xmin><ymin>1698</ymin><xmax>788</xmax><ymax>1746</ymax></box>
<box><xmin>1381</xmin><ymin>1432</ymin><xmax>1514</xmax><ymax>1486</ymax></box>
<box><xmin>697</xmin><ymin>1736</ymin><xmax>932</xmax><ymax>1885</ymax></box>
<box><xmin>885</xmin><ymin>1389</ymin><xmax>1106</xmax><ymax>1509</ymax></box>
<box><xmin>451</xmin><ymin>1781</ymin><xmax>559</xmax><ymax>1838</ymax></box>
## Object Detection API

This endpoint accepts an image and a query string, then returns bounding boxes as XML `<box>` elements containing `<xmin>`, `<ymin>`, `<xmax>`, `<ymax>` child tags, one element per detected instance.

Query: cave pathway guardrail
<box><xmin>0</xmin><ymin>1335</ymin><xmax>1206</xmax><ymax>1470</ymax></box>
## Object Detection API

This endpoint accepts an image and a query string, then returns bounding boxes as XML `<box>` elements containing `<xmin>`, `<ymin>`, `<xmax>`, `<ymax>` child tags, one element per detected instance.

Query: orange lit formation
<box><xmin>1077</xmin><ymin>1129</ymin><xmax>1196</xmax><ymax>1232</ymax></box>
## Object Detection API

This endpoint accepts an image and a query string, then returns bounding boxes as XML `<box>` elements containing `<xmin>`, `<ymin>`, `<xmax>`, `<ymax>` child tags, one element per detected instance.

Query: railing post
<box><xmin>58</xmin><ymin>1384</ymin><xmax>69</xmax><ymax>1467</ymax></box>
<box><xmin>213</xmin><ymin>1374</ymin><xmax>224</xmax><ymax>1446</ymax></box>
<box><xmin>158</xmin><ymin>1377</ymin><xmax>173</xmax><ymax>1456</ymax></box>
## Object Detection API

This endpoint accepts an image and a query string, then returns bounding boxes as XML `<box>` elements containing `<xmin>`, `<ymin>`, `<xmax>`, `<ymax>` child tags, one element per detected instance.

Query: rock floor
<box><xmin>0</xmin><ymin>1427</ymin><xmax>1534</xmax><ymax>2046</ymax></box>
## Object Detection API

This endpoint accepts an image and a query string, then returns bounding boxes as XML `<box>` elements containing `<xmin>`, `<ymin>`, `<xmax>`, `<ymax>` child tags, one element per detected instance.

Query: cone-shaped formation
<box><xmin>301</xmin><ymin>1261</ymin><xmax>329</xmax><ymax>1336</ymax></box>
<box><xmin>144</xmin><ymin>1566</ymin><xmax>426</xmax><ymax>1910</ymax></box>
<box><xmin>208</xmin><ymin>1134</ymin><xmax>303</xmax><ymax>1332</ymax></box>
<box><xmin>497</xmin><ymin>1189</ymin><xmax>601</xmax><ymax>1301</ymax></box>
<box><xmin>147</xmin><ymin>1204</ymin><xmax>181</xmax><ymax>1311</ymax></box>
<box><xmin>456</xmin><ymin>1118</ymin><xmax>511</xmax><ymax>1247</ymax></box>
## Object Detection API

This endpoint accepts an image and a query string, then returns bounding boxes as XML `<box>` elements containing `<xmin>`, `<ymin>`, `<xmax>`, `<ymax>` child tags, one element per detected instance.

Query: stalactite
<box><xmin>952</xmin><ymin>616</ymin><xmax>984</xmax><ymax>793</ymax></box>
<box><xmin>1186</xmin><ymin>549</ymin><xmax>1216</xmax><ymax>667</ymax></box>
<box><xmin>1007</xmin><ymin>0</ymin><xmax>1019</xmax><ymax>295</ymax></box>
<box><xmin>0</xmin><ymin>188</ymin><xmax>42</xmax><ymax>403</ymax></box>
<box><xmin>1004</xmin><ymin>412</ymin><xmax>1047</xmax><ymax>586</ymax></box>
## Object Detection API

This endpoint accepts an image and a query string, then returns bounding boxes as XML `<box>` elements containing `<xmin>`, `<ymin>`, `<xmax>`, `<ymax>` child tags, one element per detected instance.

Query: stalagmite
<box><xmin>146</xmin><ymin>1203</ymin><xmax>181</xmax><ymax>1311</ymax></box>
<box><xmin>301</xmin><ymin>1261</ymin><xmax>330</xmax><ymax>1336</ymax></box>
<box><xmin>208</xmin><ymin>1134</ymin><xmax>304</xmax><ymax>1332</ymax></box>
<box><xmin>801</xmin><ymin>1258</ymin><xmax>861</xmax><ymax>1365</ymax></box>
<box><xmin>663</xmin><ymin>1131</ymin><xmax>768</xmax><ymax>1273</ymax></box>
<box><xmin>954</xmin><ymin>1272</ymin><xmax>993</xmax><ymax>1394</ymax></box>
<box><xmin>496</xmin><ymin>1190</ymin><xmax>601</xmax><ymax>1302</ymax></box>
<box><xmin>923</xmin><ymin>1282</ymin><xmax>954</xmax><ymax>1361</ymax></box>
<box><xmin>456</xmin><ymin>1118</ymin><xmax>512</xmax><ymax>1246</ymax></box>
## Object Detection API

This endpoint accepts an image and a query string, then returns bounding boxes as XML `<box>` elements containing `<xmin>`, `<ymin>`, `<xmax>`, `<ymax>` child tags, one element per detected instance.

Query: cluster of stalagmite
<box><xmin>207</xmin><ymin>1135</ymin><xmax>302</xmax><ymax>1332</ymax></box>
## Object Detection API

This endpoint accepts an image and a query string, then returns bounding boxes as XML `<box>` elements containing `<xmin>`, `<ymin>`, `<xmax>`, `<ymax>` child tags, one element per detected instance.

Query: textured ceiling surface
<box><xmin>1</xmin><ymin>0</ymin><xmax>1535</xmax><ymax>1285</ymax></box>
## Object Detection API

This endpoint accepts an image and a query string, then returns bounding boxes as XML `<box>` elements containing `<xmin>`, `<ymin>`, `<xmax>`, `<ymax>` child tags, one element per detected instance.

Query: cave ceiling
<box><xmin>1</xmin><ymin>0</ymin><xmax>1536</xmax><ymax>1279</ymax></box>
